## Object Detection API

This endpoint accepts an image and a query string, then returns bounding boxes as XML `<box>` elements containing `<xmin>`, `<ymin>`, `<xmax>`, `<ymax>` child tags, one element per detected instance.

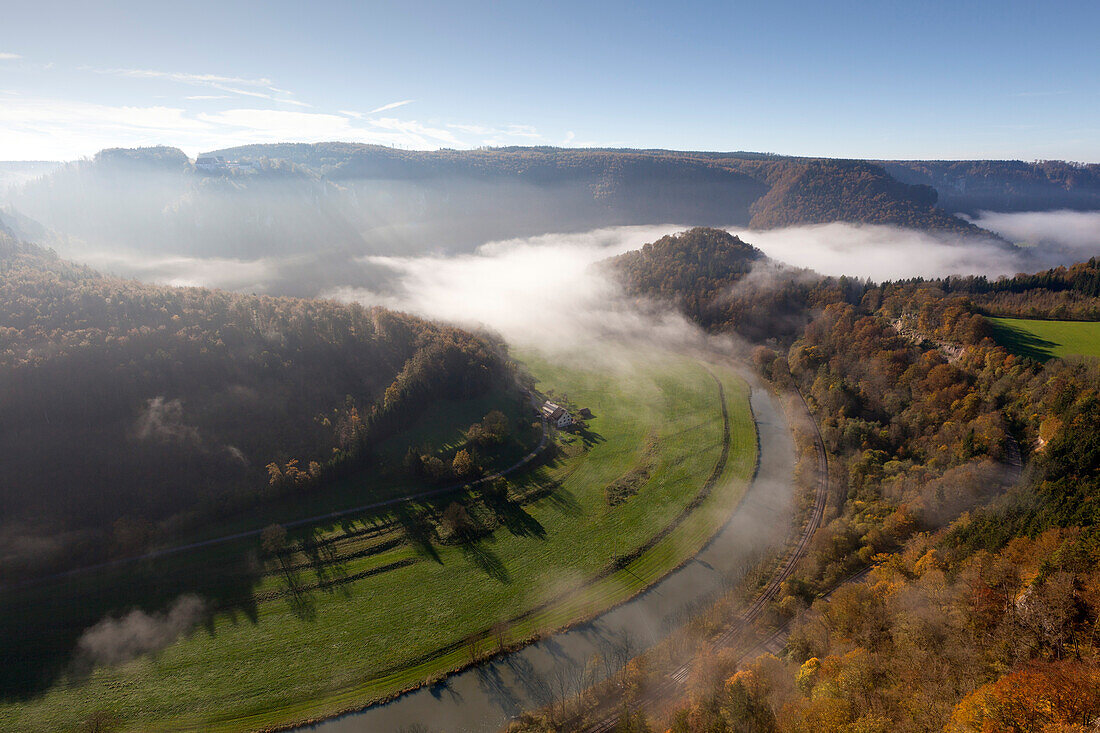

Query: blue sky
<box><xmin>1</xmin><ymin>0</ymin><xmax>1097</xmax><ymax>161</ymax></box>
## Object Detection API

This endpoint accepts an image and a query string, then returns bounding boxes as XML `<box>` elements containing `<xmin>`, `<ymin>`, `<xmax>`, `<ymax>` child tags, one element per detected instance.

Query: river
<box><xmin>304</xmin><ymin>375</ymin><xmax>795</xmax><ymax>733</ymax></box>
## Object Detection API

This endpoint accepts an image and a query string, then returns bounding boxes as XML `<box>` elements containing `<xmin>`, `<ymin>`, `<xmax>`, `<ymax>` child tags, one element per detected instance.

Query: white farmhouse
<box><xmin>540</xmin><ymin>401</ymin><xmax>573</xmax><ymax>428</ymax></box>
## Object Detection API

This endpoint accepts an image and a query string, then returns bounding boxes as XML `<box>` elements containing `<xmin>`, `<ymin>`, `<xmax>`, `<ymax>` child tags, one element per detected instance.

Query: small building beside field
<box><xmin>540</xmin><ymin>401</ymin><xmax>574</xmax><ymax>428</ymax></box>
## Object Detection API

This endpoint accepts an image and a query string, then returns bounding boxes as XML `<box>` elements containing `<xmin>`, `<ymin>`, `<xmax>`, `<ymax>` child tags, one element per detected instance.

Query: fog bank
<box><xmin>965</xmin><ymin>209</ymin><xmax>1100</xmax><ymax>264</ymax></box>
<box><xmin>26</xmin><ymin>218</ymin><xmax>1100</xmax><ymax>342</ymax></box>
<box><xmin>728</xmin><ymin>222</ymin><xmax>1015</xmax><ymax>281</ymax></box>
<box><xmin>324</xmin><ymin>225</ymin><xmax>718</xmax><ymax>355</ymax></box>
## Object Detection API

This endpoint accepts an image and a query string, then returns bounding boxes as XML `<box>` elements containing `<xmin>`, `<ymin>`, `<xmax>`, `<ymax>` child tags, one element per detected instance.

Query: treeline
<box><xmin>885</xmin><ymin>258</ymin><xmax>1100</xmax><ymax>320</ymax></box>
<box><xmin>0</xmin><ymin>236</ymin><xmax>509</xmax><ymax>578</ymax></box>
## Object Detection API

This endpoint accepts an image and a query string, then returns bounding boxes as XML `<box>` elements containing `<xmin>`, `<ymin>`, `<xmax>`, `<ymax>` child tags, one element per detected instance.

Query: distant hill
<box><xmin>879</xmin><ymin>159</ymin><xmax>1100</xmax><ymax>214</ymax></box>
<box><xmin>0</xmin><ymin>233</ymin><xmax>509</xmax><ymax>577</ymax></box>
<box><xmin>730</xmin><ymin>157</ymin><xmax>980</xmax><ymax>234</ymax></box>
<box><xmin>212</xmin><ymin>143</ymin><xmax>992</xmax><ymax>236</ymax></box>
<box><xmin>2</xmin><ymin>145</ymin><xmax>1018</xmax><ymax>283</ymax></box>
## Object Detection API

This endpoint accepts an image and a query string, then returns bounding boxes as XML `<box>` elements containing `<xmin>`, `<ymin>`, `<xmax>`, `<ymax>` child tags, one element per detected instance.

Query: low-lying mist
<box><xmin>965</xmin><ymin>209</ymin><xmax>1100</xmax><ymax>263</ymax></box>
<box><xmin>320</xmin><ymin>219</ymin><xmax>1095</xmax><ymax>351</ymax></box>
<box><xmin>728</xmin><ymin>213</ymin><xmax>1098</xmax><ymax>281</ymax></box>
<box><xmin>325</xmin><ymin>225</ymin><xmax>716</xmax><ymax>354</ymax></box>
<box><xmin>24</xmin><ymin>215</ymin><xmax>1100</xmax><ymax>351</ymax></box>
<box><xmin>728</xmin><ymin>223</ymin><xmax>1013</xmax><ymax>280</ymax></box>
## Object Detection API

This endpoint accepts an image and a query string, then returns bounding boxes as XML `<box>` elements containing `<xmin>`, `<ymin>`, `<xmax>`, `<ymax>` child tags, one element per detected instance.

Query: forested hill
<box><xmin>609</xmin><ymin>227</ymin><xmax>765</xmax><ymax>302</ymax></box>
<box><xmin>0</xmin><ymin>234</ymin><xmax>509</xmax><ymax>577</ymax></box>
<box><xmin>551</xmin><ymin>233</ymin><xmax>1100</xmax><ymax>732</ymax></box>
<box><xmin>879</xmin><ymin>159</ymin><xmax>1100</xmax><ymax>214</ymax></box>
<box><xmin>608</xmin><ymin>227</ymin><xmax>862</xmax><ymax>341</ymax></box>
<box><xmin>5</xmin><ymin>145</ymin><xmax>1000</xmax><ymax>266</ymax></box>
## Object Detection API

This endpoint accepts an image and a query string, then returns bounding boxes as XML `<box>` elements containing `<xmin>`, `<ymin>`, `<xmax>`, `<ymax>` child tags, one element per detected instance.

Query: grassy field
<box><xmin>990</xmin><ymin>316</ymin><xmax>1100</xmax><ymax>361</ymax></box>
<box><xmin>0</xmin><ymin>350</ymin><xmax>756</xmax><ymax>732</ymax></box>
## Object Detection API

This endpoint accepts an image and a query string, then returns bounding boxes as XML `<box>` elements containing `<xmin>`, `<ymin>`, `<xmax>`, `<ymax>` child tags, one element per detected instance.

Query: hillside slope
<box><xmin>0</xmin><ymin>235</ymin><xmax>509</xmax><ymax>578</ymax></box>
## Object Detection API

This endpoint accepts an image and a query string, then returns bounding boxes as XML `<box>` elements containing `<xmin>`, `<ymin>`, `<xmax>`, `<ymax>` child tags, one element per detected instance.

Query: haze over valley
<box><xmin>3</xmin><ymin>2</ymin><xmax>1100</xmax><ymax>732</ymax></box>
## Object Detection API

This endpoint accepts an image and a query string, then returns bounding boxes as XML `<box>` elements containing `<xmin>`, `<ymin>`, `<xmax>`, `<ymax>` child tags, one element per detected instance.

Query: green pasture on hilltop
<box><xmin>990</xmin><ymin>316</ymin><xmax>1100</xmax><ymax>362</ymax></box>
<box><xmin>0</xmin><ymin>350</ymin><xmax>756</xmax><ymax>732</ymax></box>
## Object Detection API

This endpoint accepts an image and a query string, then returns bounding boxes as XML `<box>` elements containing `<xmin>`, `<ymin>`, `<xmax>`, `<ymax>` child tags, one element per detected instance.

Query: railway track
<box><xmin>584</xmin><ymin>401</ymin><xmax>1028</xmax><ymax>732</ymax></box>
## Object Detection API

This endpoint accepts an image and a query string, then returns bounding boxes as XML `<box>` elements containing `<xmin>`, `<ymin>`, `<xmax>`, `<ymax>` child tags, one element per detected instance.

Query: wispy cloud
<box><xmin>90</xmin><ymin>67</ymin><xmax>309</xmax><ymax>106</ymax></box>
<box><xmin>100</xmin><ymin>69</ymin><xmax>275</xmax><ymax>86</ymax></box>
<box><xmin>0</xmin><ymin>97</ymin><xmax>212</xmax><ymax>158</ymax></box>
<box><xmin>0</xmin><ymin>52</ymin><xmax>21</xmax><ymax>61</ymax></box>
<box><xmin>354</xmin><ymin>115</ymin><xmax>462</xmax><ymax>147</ymax></box>
<box><xmin>192</xmin><ymin>108</ymin><xmax>462</xmax><ymax>150</ymax></box>
<box><xmin>368</xmin><ymin>99</ymin><xmax>414</xmax><ymax>114</ymax></box>
<box><xmin>445</xmin><ymin>122</ymin><xmax>544</xmax><ymax>147</ymax></box>
<box><xmin>0</xmin><ymin>88</ymin><xmax>547</xmax><ymax>159</ymax></box>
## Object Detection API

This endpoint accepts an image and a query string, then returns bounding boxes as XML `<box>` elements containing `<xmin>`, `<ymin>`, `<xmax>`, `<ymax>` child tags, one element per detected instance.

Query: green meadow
<box><xmin>990</xmin><ymin>316</ymin><xmax>1100</xmax><ymax>362</ymax></box>
<box><xmin>0</xmin><ymin>350</ymin><xmax>756</xmax><ymax>732</ymax></box>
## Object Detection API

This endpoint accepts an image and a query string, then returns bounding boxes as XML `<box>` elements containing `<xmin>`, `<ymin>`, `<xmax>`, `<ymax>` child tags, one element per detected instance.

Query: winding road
<box><xmin>302</xmin><ymin>370</ymin><xmax>800</xmax><ymax>733</ymax></box>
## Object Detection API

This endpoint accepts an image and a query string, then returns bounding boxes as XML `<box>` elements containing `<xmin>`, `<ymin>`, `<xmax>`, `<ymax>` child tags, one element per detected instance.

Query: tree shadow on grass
<box><xmin>0</xmin><ymin>420</ymin><xmax>592</xmax><ymax>702</ymax></box>
<box><xmin>278</xmin><ymin>563</ymin><xmax>318</xmax><ymax>621</ymax></box>
<box><xmin>297</xmin><ymin>527</ymin><xmax>350</xmax><ymax>595</ymax></box>
<box><xmin>992</xmin><ymin>321</ymin><xmax>1059</xmax><ymax>362</ymax></box>
<box><xmin>393</xmin><ymin>503</ymin><xmax>442</xmax><ymax>564</ymax></box>
<box><xmin>479</xmin><ymin>483</ymin><xmax>546</xmax><ymax>540</ymax></box>
<box><xmin>569</xmin><ymin>424</ymin><xmax>606</xmax><ymax>450</ymax></box>
<box><xmin>541</xmin><ymin>486</ymin><xmax>583</xmax><ymax>518</ymax></box>
<box><xmin>459</xmin><ymin>535</ymin><xmax>510</xmax><ymax>583</ymax></box>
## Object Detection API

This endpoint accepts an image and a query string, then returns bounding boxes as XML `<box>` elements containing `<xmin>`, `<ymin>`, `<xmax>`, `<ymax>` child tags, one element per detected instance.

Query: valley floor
<box><xmin>1</xmin><ymin>350</ymin><xmax>756</xmax><ymax>732</ymax></box>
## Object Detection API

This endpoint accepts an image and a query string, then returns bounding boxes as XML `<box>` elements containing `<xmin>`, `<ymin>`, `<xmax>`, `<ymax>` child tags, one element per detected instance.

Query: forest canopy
<box><xmin>0</xmin><ymin>235</ymin><xmax>510</xmax><ymax>577</ymax></box>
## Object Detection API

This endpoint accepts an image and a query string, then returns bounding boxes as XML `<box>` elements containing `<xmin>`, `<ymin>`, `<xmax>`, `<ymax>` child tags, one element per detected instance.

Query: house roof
<box><xmin>540</xmin><ymin>401</ymin><xmax>569</xmax><ymax>421</ymax></box>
